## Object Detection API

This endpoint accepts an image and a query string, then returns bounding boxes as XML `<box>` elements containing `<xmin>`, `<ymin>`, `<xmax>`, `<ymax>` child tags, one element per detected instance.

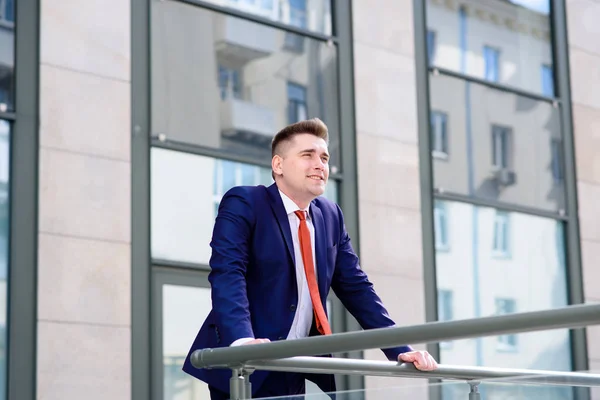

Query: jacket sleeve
<box><xmin>330</xmin><ymin>204</ymin><xmax>413</xmax><ymax>360</ymax></box>
<box><xmin>208</xmin><ymin>187</ymin><xmax>256</xmax><ymax>346</ymax></box>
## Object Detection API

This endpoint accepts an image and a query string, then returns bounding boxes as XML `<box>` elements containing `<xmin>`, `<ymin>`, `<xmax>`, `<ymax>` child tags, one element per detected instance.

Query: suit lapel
<box><xmin>266</xmin><ymin>183</ymin><xmax>295</xmax><ymax>264</ymax></box>
<box><xmin>309</xmin><ymin>204</ymin><xmax>328</xmax><ymax>301</ymax></box>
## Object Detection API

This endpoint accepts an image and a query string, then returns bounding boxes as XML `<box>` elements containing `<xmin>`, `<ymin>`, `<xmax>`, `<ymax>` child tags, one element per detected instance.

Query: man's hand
<box><xmin>242</xmin><ymin>338</ymin><xmax>271</xmax><ymax>345</ymax></box>
<box><xmin>398</xmin><ymin>351</ymin><xmax>438</xmax><ymax>371</ymax></box>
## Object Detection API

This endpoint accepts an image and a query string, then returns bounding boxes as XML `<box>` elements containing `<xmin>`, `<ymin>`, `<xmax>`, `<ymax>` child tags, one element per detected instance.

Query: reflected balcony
<box><xmin>220</xmin><ymin>96</ymin><xmax>276</xmax><ymax>150</ymax></box>
<box><xmin>214</xmin><ymin>15</ymin><xmax>276</xmax><ymax>65</ymax></box>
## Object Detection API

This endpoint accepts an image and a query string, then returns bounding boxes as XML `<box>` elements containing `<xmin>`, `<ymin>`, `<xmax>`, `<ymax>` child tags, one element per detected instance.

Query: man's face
<box><xmin>272</xmin><ymin>133</ymin><xmax>330</xmax><ymax>204</ymax></box>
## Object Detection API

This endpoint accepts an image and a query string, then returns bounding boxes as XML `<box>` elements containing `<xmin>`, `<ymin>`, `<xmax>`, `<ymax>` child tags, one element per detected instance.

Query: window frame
<box><xmin>495</xmin><ymin>298</ymin><xmax>518</xmax><ymax>352</ymax></box>
<box><xmin>492</xmin><ymin>211</ymin><xmax>511</xmax><ymax>258</ymax></box>
<box><xmin>541</xmin><ymin>64</ymin><xmax>555</xmax><ymax>97</ymax></box>
<box><xmin>430</xmin><ymin>110</ymin><xmax>448</xmax><ymax>159</ymax></box>
<box><xmin>491</xmin><ymin>124</ymin><xmax>512</xmax><ymax>170</ymax></box>
<box><xmin>483</xmin><ymin>45</ymin><xmax>500</xmax><ymax>83</ymax></box>
<box><xmin>150</xmin><ymin>267</ymin><xmax>212</xmax><ymax>400</ymax></box>
<box><xmin>287</xmin><ymin>81</ymin><xmax>308</xmax><ymax>124</ymax></box>
<box><xmin>433</xmin><ymin>200</ymin><xmax>449</xmax><ymax>251</ymax></box>
<box><xmin>414</xmin><ymin>0</ymin><xmax>588</xmax><ymax>385</ymax></box>
<box><xmin>132</xmin><ymin>0</ymin><xmax>363</xmax><ymax>397</ymax></box>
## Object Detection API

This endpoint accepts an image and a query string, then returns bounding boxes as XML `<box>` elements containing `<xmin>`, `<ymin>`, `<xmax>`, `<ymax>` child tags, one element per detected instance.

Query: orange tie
<box><xmin>294</xmin><ymin>210</ymin><xmax>332</xmax><ymax>336</ymax></box>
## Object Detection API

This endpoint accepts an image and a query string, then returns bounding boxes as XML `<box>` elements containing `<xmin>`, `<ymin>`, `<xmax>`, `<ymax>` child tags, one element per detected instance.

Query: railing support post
<box><xmin>230</xmin><ymin>368</ymin><xmax>245</xmax><ymax>400</ymax></box>
<box><xmin>242</xmin><ymin>369</ymin><xmax>253</xmax><ymax>399</ymax></box>
<box><xmin>468</xmin><ymin>381</ymin><xmax>481</xmax><ymax>400</ymax></box>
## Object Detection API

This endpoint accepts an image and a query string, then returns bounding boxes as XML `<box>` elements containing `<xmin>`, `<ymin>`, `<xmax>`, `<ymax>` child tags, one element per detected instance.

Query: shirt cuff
<box><xmin>230</xmin><ymin>337</ymin><xmax>255</xmax><ymax>347</ymax></box>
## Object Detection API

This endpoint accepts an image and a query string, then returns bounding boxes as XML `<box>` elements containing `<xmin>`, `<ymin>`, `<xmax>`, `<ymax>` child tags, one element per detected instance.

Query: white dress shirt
<box><xmin>231</xmin><ymin>189</ymin><xmax>318</xmax><ymax>346</ymax></box>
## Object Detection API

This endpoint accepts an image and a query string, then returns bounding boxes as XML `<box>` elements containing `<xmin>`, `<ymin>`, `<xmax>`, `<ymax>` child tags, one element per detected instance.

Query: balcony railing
<box><xmin>190</xmin><ymin>303</ymin><xmax>600</xmax><ymax>399</ymax></box>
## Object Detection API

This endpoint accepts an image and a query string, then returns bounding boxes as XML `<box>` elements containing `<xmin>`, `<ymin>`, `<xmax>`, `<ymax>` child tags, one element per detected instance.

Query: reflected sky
<box><xmin>510</xmin><ymin>0</ymin><xmax>550</xmax><ymax>14</ymax></box>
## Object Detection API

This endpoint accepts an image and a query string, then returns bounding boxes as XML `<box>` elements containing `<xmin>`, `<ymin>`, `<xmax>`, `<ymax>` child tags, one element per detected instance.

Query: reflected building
<box><xmin>427</xmin><ymin>0</ymin><xmax>574</xmax><ymax>398</ymax></box>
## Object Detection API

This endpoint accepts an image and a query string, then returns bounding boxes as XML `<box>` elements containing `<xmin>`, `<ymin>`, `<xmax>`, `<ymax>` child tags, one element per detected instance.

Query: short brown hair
<box><xmin>271</xmin><ymin>118</ymin><xmax>329</xmax><ymax>157</ymax></box>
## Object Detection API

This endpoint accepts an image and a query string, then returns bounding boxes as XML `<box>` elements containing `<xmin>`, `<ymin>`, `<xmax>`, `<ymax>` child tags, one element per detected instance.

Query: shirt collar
<box><xmin>278</xmin><ymin>189</ymin><xmax>310</xmax><ymax>219</ymax></box>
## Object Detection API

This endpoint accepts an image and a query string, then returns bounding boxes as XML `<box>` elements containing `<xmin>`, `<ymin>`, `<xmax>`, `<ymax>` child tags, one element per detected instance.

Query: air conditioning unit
<box><xmin>492</xmin><ymin>168</ymin><xmax>517</xmax><ymax>186</ymax></box>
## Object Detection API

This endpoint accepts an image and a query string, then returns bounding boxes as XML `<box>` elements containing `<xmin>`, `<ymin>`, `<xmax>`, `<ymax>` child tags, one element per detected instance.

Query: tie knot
<box><xmin>294</xmin><ymin>210</ymin><xmax>307</xmax><ymax>221</ymax></box>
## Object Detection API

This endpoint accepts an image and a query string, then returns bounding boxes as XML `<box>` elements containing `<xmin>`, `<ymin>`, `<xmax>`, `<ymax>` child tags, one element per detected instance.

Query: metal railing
<box><xmin>190</xmin><ymin>303</ymin><xmax>600</xmax><ymax>399</ymax></box>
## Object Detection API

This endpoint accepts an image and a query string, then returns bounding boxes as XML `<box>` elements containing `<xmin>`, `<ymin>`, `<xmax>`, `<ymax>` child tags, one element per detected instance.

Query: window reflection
<box><xmin>162</xmin><ymin>284</ymin><xmax>212</xmax><ymax>400</ymax></box>
<box><xmin>0</xmin><ymin>120</ymin><xmax>9</xmax><ymax>397</ymax></box>
<box><xmin>427</xmin><ymin>0</ymin><xmax>553</xmax><ymax>96</ymax></box>
<box><xmin>434</xmin><ymin>200</ymin><xmax>570</xmax><ymax>371</ymax></box>
<box><xmin>0</xmin><ymin>0</ymin><xmax>15</xmax><ymax>111</ymax></box>
<box><xmin>430</xmin><ymin>73</ymin><xmax>564</xmax><ymax>212</ymax></box>
<box><xmin>196</xmin><ymin>0</ymin><xmax>331</xmax><ymax>35</ymax></box>
<box><xmin>151</xmin><ymin>0</ymin><xmax>340</xmax><ymax>169</ymax></box>
<box><xmin>151</xmin><ymin>148</ymin><xmax>338</xmax><ymax>265</ymax></box>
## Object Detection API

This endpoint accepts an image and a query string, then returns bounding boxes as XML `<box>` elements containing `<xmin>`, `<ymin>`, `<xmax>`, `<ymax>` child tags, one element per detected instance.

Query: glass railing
<box><xmin>255</xmin><ymin>371</ymin><xmax>600</xmax><ymax>400</ymax></box>
<box><xmin>189</xmin><ymin>303</ymin><xmax>600</xmax><ymax>399</ymax></box>
<box><xmin>256</xmin><ymin>379</ymin><xmax>594</xmax><ymax>400</ymax></box>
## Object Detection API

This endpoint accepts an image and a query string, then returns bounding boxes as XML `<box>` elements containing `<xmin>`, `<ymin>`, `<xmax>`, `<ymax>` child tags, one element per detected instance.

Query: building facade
<box><xmin>1</xmin><ymin>0</ymin><xmax>599</xmax><ymax>399</ymax></box>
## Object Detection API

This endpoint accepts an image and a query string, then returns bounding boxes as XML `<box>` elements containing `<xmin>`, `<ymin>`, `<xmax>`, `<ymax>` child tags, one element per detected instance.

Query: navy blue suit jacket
<box><xmin>182</xmin><ymin>183</ymin><xmax>413</xmax><ymax>394</ymax></box>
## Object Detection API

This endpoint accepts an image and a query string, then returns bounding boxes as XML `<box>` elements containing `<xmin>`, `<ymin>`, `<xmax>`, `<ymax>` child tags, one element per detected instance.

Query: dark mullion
<box><xmin>152</xmin><ymin>259</ymin><xmax>211</xmax><ymax>273</ymax></box>
<box><xmin>0</xmin><ymin>112</ymin><xmax>16</xmax><ymax>121</ymax></box>
<box><xmin>551</xmin><ymin>0</ymin><xmax>588</xmax><ymax>389</ymax></box>
<box><xmin>433</xmin><ymin>192</ymin><xmax>569</xmax><ymax>221</ymax></box>
<box><xmin>150</xmin><ymin>139</ymin><xmax>345</xmax><ymax>180</ymax></box>
<box><xmin>414</xmin><ymin>1</ymin><xmax>442</xmax><ymax>400</ymax></box>
<box><xmin>8</xmin><ymin>0</ymin><xmax>40</xmax><ymax>398</ymax></box>
<box><xmin>131</xmin><ymin>0</ymin><xmax>152</xmax><ymax>398</ymax></box>
<box><xmin>174</xmin><ymin>0</ymin><xmax>337</xmax><ymax>43</ymax></box>
<box><xmin>430</xmin><ymin>67</ymin><xmax>558</xmax><ymax>104</ymax></box>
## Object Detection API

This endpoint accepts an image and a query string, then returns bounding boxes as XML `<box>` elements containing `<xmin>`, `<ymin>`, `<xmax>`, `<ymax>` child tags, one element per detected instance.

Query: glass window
<box><xmin>198</xmin><ymin>0</ymin><xmax>330</xmax><ymax>35</ymax></box>
<box><xmin>151</xmin><ymin>1</ymin><xmax>340</xmax><ymax>169</ymax></box>
<box><xmin>483</xmin><ymin>46</ymin><xmax>500</xmax><ymax>82</ymax></box>
<box><xmin>541</xmin><ymin>64</ymin><xmax>554</xmax><ymax>97</ymax></box>
<box><xmin>0</xmin><ymin>0</ymin><xmax>15</xmax><ymax>111</ymax></box>
<box><xmin>426</xmin><ymin>0</ymin><xmax>553</xmax><ymax>95</ymax></box>
<box><xmin>0</xmin><ymin>0</ymin><xmax>14</xmax><ymax>24</ymax></box>
<box><xmin>162</xmin><ymin>283</ymin><xmax>212</xmax><ymax>400</ymax></box>
<box><xmin>437</xmin><ymin>289</ymin><xmax>453</xmax><ymax>349</ymax></box>
<box><xmin>427</xmin><ymin>29</ymin><xmax>436</xmax><ymax>66</ymax></box>
<box><xmin>551</xmin><ymin>139</ymin><xmax>563</xmax><ymax>184</ymax></box>
<box><xmin>218</xmin><ymin>65</ymin><xmax>242</xmax><ymax>100</ymax></box>
<box><xmin>430</xmin><ymin>73</ymin><xmax>564</xmax><ymax>212</ymax></box>
<box><xmin>151</xmin><ymin>148</ymin><xmax>339</xmax><ymax>265</ymax></box>
<box><xmin>491</xmin><ymin>125</ymin><xmax>511</xmax><ymax>170</ymax></box>
<box><xmin>0</xmin><ymin>120</ymin><xmax>9</xmax><ymax>396</ymax></box>
<box><xmin>287</xmin><ymin>82</ymin><xmax>307</xmax><ymax>123</ymax></box>
<box><xmin>434</xmin><ymin>200</ymin><xmax>449</xmax><ymax>250</ymax></box>
<box><xmin>435</xmin><ymin>200</ymin><xmax>571</xmax><ymax>373</ymax></box>
<box><xmin>437</xmin><ymin>289</ymin><xmax>453</xmax><ymax>321</ymax></box>
<box><xmin>430</xmin><ymin>111</ymin><xmax>448</xmax><ymax>158</ymax></box>
<box><xmin>492</xmin><ymin>211</ymin><xmax>510</xmax><ymax>258</ymax></box>
<box><xmin>495</xmin><ymin>298</ymin><xmax>518</xmax><ymax>351</ymax></box>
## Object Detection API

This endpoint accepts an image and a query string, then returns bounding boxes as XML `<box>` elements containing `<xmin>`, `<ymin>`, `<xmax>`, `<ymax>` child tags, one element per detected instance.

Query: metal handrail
<box><xmin>245</xmin><ymin>356</ymin><xmax>600</xmax><ymax>387</ymax></box>
<box><xmin>191</xmin><ymin>303</ymin><xmax>600</xmax><ymax>369</ymax></box>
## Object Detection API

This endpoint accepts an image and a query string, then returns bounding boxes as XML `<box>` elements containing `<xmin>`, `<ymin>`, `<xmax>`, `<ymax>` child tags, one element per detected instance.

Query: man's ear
<box><xmin>272</xmin><ymin>155</ymin><xmax>283</xmax><ymax>177</ymax></box>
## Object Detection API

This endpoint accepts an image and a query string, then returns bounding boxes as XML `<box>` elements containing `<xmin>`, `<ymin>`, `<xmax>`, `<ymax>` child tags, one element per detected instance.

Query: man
<box><xmin>183</xmin><ymin>118</ymin><xmax>438</xmax><ymax>399</ymax></box>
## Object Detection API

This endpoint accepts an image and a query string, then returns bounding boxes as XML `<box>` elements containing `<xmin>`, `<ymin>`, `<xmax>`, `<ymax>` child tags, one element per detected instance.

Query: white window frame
<box><xmin>434</xmin><ymin>201</ymin><xmax>450</xmax><ymax>251</ymax></box>
<box><xmin>495</xmin><ymin>298</ymin><xmax>518</xmax><ymax>351</ymax></box>
<box><xmin>483</xmin><ymin>45</ymin><xmax>500</xmax><ymax>82</ymax></box>
<box><xmin>437</xmin><ymin>289</ymin><xmax>454</xmax><ymax>349</ymax></box>
<box><xmin>431</xmin><ymin>111</ymin><xmax>448</xmax><ymax>159</ymax></box>
<box><xmin>541</xmin><ymin>64</ymin><xmax>554</xmax><ymax>97</ymax></box>
<box><xmin>492</xmin><ymin>211</ymin><xmax>510</xmax><ymax>258</ymax></box>
<box><xmin>491</xmin><ymin>125</ymin><xmax>511</xmax><ymax>170</ymax></box>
